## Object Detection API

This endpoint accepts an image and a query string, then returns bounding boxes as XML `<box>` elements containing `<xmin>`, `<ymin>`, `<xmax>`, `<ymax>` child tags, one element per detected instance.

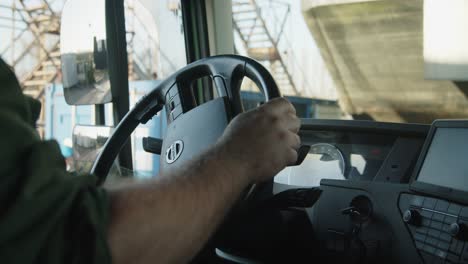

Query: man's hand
<box><xmin>107</xmin><ymin>97</ymin><xmax>301</xmax><ymax>264</ymax></box>
<box><xmin>217</xmin><ymin>98</ymin><xmax>301</xmax><ymax>182</ymax></box>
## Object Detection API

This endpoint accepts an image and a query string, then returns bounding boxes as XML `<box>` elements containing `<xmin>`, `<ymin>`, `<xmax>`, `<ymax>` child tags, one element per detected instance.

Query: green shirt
<box><xmin>0</xmin><ymin>58</ymin><xmax>112</xmax><ymax>263</ymax></box>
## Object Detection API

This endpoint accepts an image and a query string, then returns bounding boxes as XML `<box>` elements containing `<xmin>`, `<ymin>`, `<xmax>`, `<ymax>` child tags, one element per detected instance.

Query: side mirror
<box><xmin>60</xmin><ymin>0</ymin><xmax>112</xmax><ymax>105</ymax></box>
<box><xmin>72</xmin><ymin>125</ymin><xmax>114</xmax><ymax>174</ymax></box>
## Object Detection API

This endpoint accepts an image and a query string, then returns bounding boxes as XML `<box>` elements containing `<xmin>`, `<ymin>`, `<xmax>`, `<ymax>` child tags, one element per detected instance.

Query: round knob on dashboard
<box><xmin>450</xmin><ymin>223</ymin><xmax>460</xmax><ymax>237</ymax></box>
<box><xmin>349</xmin><ymin>196</ymin><xmax>373</xmax><ymax>224</ymax></box>
<box><xmin>450</xmin><ymin>223</ymin><xmax>468</xmax><ymax>241</ymax></box>
<box><xmin>403</xmin><ymin>209</ymin><xmax>421</xmax><ymax>226</ymax></box>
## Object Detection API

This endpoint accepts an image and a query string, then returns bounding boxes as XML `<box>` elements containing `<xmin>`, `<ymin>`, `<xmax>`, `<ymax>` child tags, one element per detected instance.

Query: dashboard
<box><xmin>293</xmin><ymin>119</ymin><xmax>468</xmax><ymax>264</ymax></box>
<box><xmin>276</xmin><ymin>126</ymin><xmax>399</xmax><ymax>186</ymax></box>
<box><xmin>216</xmin><ymin>119</ymin><xmax>468</xmax><ymax>264</ymax></box>
<box><xmin>402</xmin><ymin>121</ymin><xmax>468</xmax><ymax>264</ymax></box>
<box><xmin>217</xmin><ymin>119</ymin><xmax>429</xmax><ymax>263</ymax></box>
<box><xmin>275</xmin><ymin>119</ymin><xmax>428</xmax><ymax>190</ymax></box>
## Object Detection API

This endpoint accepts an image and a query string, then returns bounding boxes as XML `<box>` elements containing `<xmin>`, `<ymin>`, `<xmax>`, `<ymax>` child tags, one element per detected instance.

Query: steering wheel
<box><xmin>91</xmin><ymin>55</ymin><xmax>280</xmax><ymax>185</ymax></box>
<box><xmin>91</xmin><ymin>55</ymin><xmax>321</xmax><ymax>262</ymax></box>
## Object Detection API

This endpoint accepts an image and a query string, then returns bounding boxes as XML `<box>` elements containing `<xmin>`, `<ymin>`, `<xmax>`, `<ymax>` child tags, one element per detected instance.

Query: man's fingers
<box><xmin>285</xmin><ymin>114</ymin><xmax>301</xmax><ymax>133</ymax></box>
<box><xmin>260</xmin><ymin>98</ymin><xmax>300</xmax><ymax>133</ymax></box>
<box><xmin>285</xmin><ymin>131</ymin><xmax>301</xmax><ymax>150</ymax></box>
<box><xmin>255</xmin><ymin>97</ymin><xmax>302</xmax><ymax>169</ymax></box>
<box><xmin>261</xmin><ymin>98</ymin><xmax>296</xmax><ymax>116</ymax></box>
<box><xmin>286</xmin><ymin>148</ymin><xmax>299</xmax><ymax>166</ymax></box>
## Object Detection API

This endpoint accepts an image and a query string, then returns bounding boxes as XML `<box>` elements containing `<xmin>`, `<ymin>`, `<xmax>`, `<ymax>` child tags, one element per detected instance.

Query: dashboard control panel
<box><xmin>399</xmin><ymin>194</ymin><xmax>468</xmax><ymax>263</ymax></box>
<box><xmin>400</xmin><ymin>120</ymin><xmax>468</xmax><ymax>263</ymax></box>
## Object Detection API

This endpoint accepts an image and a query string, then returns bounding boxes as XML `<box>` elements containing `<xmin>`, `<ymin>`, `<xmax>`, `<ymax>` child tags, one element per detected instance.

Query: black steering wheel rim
<box><xmin>91</xmin><ymin>54</ymin><xmax>281</xmax><ymax>185</ymax></box>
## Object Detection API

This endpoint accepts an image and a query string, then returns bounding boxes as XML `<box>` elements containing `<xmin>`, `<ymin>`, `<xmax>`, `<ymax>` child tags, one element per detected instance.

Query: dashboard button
<box><xmin>435</xmin><ymin>200</ymin><xmax>450</xmax><ymax>212</ymax></box>
<box><xmin>448</xmin><ymin>204</ymin><xmax>462</xmax><ymax>216</ymax></box>
<box><xmin>422</xmin><ymin>218</ymin><xmax>432</xmax><ymax>227</ymax></box>
<box><xmin>423</xmin><ymin>198</ymin><xmax>437</xmax><ymax>209</ymax></box>
<box><xmin>450</xmin><ymin>223</ymin><xmax>461</xmax><ymax>237</ymax></box>
<box><xmin>450</xmin><ymin>222</ymin><xmax>468</xmax><ymax>241</ymax></box>
<box><xmin>415</xmin><ymin>232</ymin><xmax>427</xmax><ymax>242</ymax></box>
<box><xmin>443</xmin><ymin>223</ymin><xmax>452</xmax><ymax>233</ymax></box>
<box><xmin>169</xmin><ymin>94</ymin><xmax>181</xmax><ymax>109</ymax></box>
<box><xmin>411</xmin><ymin>195</ymin><xmax>425</xmax><ymax>207</ymax></box>
<box><xmin>433</xmin><ymin>213</ymin><xmax>445</xmax><ymax>223</ymax></box>
<box><xmin>168</xmin><ymin>85</ymin><xmax>178</xmax><ymax>100</ymax></box>
<box><xmin>437</xmin><ymin>241</ymin><xmax>450</xmax><ymax>251</ymax></box>
<box><xmin>450</xmin><ymin>240</ymin><xmax>463</xmax><ymax>255</ymax></box>
<box><xmin>404</xmin><ymin>209</ymin><xmax>422</xmax><ymax>226</ymax></box>
<box><xmin>450</xmin><ymin>240</ymin><xmax>458</xmax><ymax>253</ymax></box>
<box><xmin>445</xmin><ymin>215</ymin><xmax>458</xmax><ymax>225</ymax></box>
<box><xmin>416</xmin><ymin>227</ymin><xmax>429</xmax><ymax>235</ymax></box>
<box><xmin>428</xmin><ymin>229</ymin><xmax>441</xmax><ymax>238</ymax></box>
<box><xmin>460</xmin><ymin>207</ymin><xmax>468</xmax><ymax>219</ymax></box>
<box><xmin>456</xmin><ymin>241</ymin><xmax>464</xmax><ymax>255</ymax></box>
<box><xmin>423</xmin><ymin>244</ymin><xmax>436</xmax><ymax>254</ymax></box>
<box><xmin>171</xmin><ymin>105</ymin><xmax>183</xmax><ymax>120</ymax></box>
<box><xmin>426</xmin><ymin>237</ymin><xmax>438</xmax><ymax>246</ymax></box>
<box><xmin>421</xmin><ymin>210</ymin><xmax>434</xmax><ymax>219</ymax></box>
<box><xmin>431</xmin><ymin>221</ymin><xmax>443</xmax><ymax>230</ymax></box>
<box><xmin>440</xmin><ymin>233</ymin><xmax>452</xmax><ymax>242</ymax></box>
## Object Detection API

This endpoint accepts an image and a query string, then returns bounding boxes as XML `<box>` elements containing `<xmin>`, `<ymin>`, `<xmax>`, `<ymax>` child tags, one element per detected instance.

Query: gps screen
<box><xmin>417</xmin><ymin>128</ymin><xmax>468</xmax><ymax>191</ymax></box>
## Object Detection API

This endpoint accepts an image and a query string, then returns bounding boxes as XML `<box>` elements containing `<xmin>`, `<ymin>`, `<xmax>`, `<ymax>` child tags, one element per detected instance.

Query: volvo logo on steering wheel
<box><xmin>165</xmin><ymin>140</ymin><xmax>184</xmax><ymax>164</ymax></box>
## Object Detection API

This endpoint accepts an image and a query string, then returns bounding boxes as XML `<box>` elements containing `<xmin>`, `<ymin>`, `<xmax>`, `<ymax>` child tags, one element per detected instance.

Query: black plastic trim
<box><xmin>300</xmin><ymin>119</ymin><xmax>429</xmax><ymax>137</ymax></box>
<box><xmin>106</xmin><ymin>0</ymin><xmax>132</xmax><ymax>170</ymax></box>
<box><xmin>181</xmin><ymin>0</ymin><xmax>213</xmax><ymax>103</ymax></box>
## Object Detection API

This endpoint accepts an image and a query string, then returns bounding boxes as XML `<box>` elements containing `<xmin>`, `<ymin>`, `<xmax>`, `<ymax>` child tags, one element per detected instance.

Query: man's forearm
<box><xmin>105</xmin><ymin>98</ymin><xmax>301</xmax><ymax>263</ymax></box>
<box><xmin>107</xmin><ymin>145</ymin><xmax>252</xmax><ymax>264</ymax></box>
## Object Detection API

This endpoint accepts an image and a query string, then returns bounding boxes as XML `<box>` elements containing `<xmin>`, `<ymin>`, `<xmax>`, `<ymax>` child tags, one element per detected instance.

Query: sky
<box><xmin>60</xmin><ymin>0</ymin><xmax>106</xmax><ymax>54</ymax></box>
<box><xmin>281</xmin><ymin>0</ymin><xmax>337</xmax><ymax>99</ymax></box>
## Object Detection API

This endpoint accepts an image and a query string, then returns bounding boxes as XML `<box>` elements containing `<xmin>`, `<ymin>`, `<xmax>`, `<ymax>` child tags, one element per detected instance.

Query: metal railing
<box><xmin>232</xmin><ymin>0</ymin><xmax>308</xmax><ymax>96</ymax></box>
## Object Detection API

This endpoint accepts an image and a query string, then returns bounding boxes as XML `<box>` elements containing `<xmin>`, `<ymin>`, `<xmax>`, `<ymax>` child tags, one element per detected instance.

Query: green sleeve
<box><xmin>0</xmin><ymin>58</ymin><xmax>112</xmax><ymax>264</ymax></box>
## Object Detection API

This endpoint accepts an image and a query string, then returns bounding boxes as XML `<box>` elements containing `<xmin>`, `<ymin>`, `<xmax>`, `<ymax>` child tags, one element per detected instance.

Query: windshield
<box><xmin>232</xmin><ymin>0</ymin><xmax>468</xmax><ymax>123</ymax></box>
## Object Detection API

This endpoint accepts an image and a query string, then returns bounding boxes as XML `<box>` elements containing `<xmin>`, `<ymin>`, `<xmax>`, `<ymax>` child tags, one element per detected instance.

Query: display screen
<box><xmin>417</xmin><ymin>128</ymin><xmax>468</xmax><ymax>191</ymax></box>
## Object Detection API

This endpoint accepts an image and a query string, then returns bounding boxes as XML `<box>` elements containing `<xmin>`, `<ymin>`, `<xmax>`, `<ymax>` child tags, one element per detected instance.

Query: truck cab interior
<box><xmin>2</xmin><ymin>0</ymin><xmax>468</xmax><ymax>263</ymax></box>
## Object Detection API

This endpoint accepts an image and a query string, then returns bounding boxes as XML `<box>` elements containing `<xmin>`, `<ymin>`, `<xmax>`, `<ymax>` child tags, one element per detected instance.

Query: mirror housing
<box><xmin>60</xmin><ymin>0</ymin><xmax>112</xmax><ymax>105</ymax></box>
